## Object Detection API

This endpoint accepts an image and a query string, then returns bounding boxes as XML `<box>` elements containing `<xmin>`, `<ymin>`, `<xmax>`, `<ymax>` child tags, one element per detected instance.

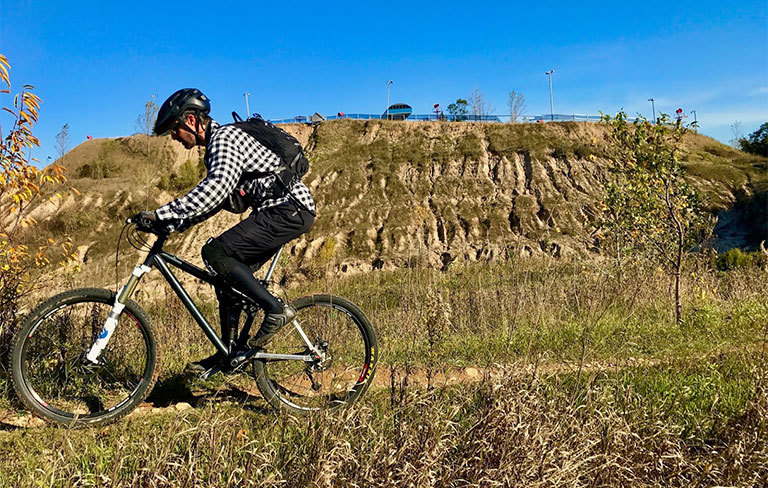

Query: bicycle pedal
<box><xmin>229</xmin><ymin>355</ymin><xmax>248</xmax><ymax>370</ymax></box>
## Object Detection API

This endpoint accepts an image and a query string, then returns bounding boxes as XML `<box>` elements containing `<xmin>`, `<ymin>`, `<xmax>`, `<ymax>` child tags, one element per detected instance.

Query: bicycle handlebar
<box><xmin>126</xmin><ymin>214</ymin><xmax>169</xmax><ymax>237</ymax></box>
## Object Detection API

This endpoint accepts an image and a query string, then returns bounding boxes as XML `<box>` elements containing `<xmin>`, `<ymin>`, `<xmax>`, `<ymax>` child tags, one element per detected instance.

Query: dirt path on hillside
<box><xmin>1</xmin><ymin>346</ymin><xmax>763</xmax><ymax>430</ymax></box>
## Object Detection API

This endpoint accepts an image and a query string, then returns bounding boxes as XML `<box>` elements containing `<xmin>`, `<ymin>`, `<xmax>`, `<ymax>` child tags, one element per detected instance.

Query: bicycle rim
<box><xmin>255</xmin><ymin>296</ymin><xmax>375</xmax><ymax>412</ymax></box>
<box><xmin>17</xmin><ymin>296</ymin><xmax>154</xmax><ymax>423</ymax></box>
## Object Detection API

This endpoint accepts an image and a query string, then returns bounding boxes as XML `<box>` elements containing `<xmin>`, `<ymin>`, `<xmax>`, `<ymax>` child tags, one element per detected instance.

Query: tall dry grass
<box><xmin>0</xmin><ymin>353</ymin><xmax>765</xmax><ymax>487</ymax></box>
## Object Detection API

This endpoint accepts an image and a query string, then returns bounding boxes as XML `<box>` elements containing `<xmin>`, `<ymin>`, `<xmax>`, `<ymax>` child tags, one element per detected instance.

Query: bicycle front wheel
<box><xmin>10</xmin><ymin>288</ymin><xmax>158</xmax><ymax>427</ymax></box>
<box><xmin>252</xmin><ymin>295</ymin><xmax>378</xmax><ymax>414</ymax></box>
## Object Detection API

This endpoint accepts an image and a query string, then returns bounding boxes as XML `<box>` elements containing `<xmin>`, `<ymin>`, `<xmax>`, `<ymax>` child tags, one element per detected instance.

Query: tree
<box><xmin>736</xmin><ymin>122</ymin><xmax>768</xmax><ymax>156</ymax></box>
<box><xmin>729</xmin><ymin>121</ymin><xmax>743</xmax><ymax>148</ymax></box>
<box><xmin>507</xmin><ymin>90</ymin><xmax>527</xmax><ymax>123</ymax></box>
<box><xmin>55</xmin><ymin>123</ymin><xmax>70</xmax><ymax>160</ymax></box>
<box><xmin>0</xmin><ymin>54</ymin><xmax>72</xmax><ymax>355</ymax></box>
<box><xmin>468</xmin><ymin>87</ymin><xmax>495</xmax><ymax>120</ymax></box>
<box><xmin>446</xmin><ymin>98</ymin><xmax>469</xmax><ymax>121</ymax></box>
<box><xmin>136</xmin><ymin>95</ymin><xmax>158</xmax><ymax>136</ymax></box>
<box><xmin>601</xmin><ymin>111</ymin><xmax>712</xmax><ymax>325</ymax></box>
<box><xmin>136</xmin><ymin>95</ymin><xmax>158</xmax><ymax>157</ymax></box>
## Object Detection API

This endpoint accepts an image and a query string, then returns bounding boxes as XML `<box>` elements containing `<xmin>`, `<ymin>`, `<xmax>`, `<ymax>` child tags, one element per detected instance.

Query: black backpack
<box><xmin>223</xmin><ymin>112</ymin><xmax>312</xmax><ymax>213</ymax></box>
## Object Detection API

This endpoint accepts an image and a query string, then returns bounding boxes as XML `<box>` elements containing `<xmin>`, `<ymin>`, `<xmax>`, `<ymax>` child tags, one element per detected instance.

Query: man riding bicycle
<box><xmin>136</xmin><ymin>88</ymin><xmax>316</xmax><ymax>376</ymax></box>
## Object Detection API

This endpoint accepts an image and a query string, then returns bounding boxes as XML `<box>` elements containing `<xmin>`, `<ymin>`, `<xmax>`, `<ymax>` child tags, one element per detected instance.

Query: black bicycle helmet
<box><xmin>153</xmin><ymin>88</ymin><xmax>211</xmax><ymax>135</ymax></box>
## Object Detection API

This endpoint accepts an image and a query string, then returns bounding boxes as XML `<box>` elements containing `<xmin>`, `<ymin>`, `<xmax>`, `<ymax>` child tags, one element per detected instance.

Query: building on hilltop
<box><xmin>383</xmin><ymin>103</ymin><xmax>412</xmax><ymax>120</ymax></box>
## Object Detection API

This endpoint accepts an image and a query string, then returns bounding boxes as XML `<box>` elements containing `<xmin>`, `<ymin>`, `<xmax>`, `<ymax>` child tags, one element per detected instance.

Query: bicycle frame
<box><xmin>86</xmin><ymin>233</ymin><xmax>322</xmax><ymax>365</ymax></box>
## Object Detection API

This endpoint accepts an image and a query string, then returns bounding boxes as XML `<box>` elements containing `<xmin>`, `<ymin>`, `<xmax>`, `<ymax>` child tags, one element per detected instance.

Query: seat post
<box><xmin>264</xmin><ymin>245</ymin><xmax>284</xmax><ymax>283</ymax></box>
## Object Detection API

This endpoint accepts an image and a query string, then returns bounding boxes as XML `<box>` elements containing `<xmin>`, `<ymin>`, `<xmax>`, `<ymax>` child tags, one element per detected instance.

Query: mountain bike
<box><xmin>10</xmin><ymin>219</ymin><xmax>378</xmax><ymax>427</ymax></box>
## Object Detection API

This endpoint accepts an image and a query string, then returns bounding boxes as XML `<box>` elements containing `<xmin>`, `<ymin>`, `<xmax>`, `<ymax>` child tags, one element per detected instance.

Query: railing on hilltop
<box><xmin>268</xmin><ymin>113</ymin><xmax>609</xmax><ymax>124</ymax></box>
<box><xmin>521</xmin><ymin>114</ymin><xmax>604</xmax><ymax>122</ymax></box>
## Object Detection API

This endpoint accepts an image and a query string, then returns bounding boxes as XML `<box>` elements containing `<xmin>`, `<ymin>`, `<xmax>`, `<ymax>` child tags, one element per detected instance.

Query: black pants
<box><xmin>202</xmin><ymin>203</ymin><xmax>314</xmax><ymax>348</ymax></box>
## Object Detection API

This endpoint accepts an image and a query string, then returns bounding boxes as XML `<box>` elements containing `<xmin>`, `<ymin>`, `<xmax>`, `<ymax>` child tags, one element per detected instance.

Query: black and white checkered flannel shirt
<box><xmin>155</xmin><ymin>120</ymin><xmax>315</xmax><ymax>232</ymax></box>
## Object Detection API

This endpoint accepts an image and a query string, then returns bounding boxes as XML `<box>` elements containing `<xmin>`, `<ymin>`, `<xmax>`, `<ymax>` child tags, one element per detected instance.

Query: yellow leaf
<box><xmin>47</xmin><ymin>238</ymin><xmax>55</xmax><ymax>244</ymax></box>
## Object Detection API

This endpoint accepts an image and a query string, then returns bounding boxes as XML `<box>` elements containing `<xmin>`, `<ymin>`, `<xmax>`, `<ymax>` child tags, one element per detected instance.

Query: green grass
<box><xmin>619</xmin><ymin>354</ymin><xmax>757</xmax><ymax>439</ymax></box>
<box><xmin>280</xmin><ymin>259</ymin><xmax>767</xmax><ymax>369</ymax></box>
<box><xmin>485</xmin><ymin>121</ymin><xmax>606</xmax><ymax>160</ymax></box>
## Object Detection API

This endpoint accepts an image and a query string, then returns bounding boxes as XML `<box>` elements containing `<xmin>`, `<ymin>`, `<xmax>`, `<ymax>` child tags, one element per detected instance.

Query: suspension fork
<box><xmin>85</xmin><ymin>264</ymin><xmax>152</xmax><ymax>363</ymax></box>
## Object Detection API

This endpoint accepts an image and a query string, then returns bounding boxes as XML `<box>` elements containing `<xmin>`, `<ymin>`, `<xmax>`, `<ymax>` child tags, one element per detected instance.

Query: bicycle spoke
<box><xmin>98</xmin><ymin>363</ymin><xmax>137</xmax><ymax>393</ymax></box>
<box><xmin>17</xmin><ymin>294</ymin><xmax>154</xmax><ymax>423</ymax></box>
<box><xmin>255</xmin><ymin>296</ymin><xmax>375</xmax><ymax>412</ymax></box>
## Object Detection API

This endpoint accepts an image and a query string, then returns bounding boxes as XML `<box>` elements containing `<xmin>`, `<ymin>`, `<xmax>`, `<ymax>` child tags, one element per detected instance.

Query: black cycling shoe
<box><xmin>185</xmin><ymin>353</ymin><xmax>226</xmax><ymax>378</ymax></box>
<box><xmin>248</xmin><ymin>304</ymin><xmax>296</xmax><ymax>349</ymax></box>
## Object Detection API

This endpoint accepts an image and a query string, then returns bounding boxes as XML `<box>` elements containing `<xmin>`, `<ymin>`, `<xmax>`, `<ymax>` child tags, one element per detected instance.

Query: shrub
<box><xmin>572</xmin><ymin>143</ymin><xmax>594</xmax><ymax>159</ymax></box>
<box><xmin>0</xmin><ymin>55</ymin><xmax>72</xmax><ymax>361</ymax></box>
<box><xmin>44</xmin><ymin>211</ymin><xmax>97</xmax><ymax>234</ymax></box>
<box><xmin>715</xmin><ymin>248</ymin><xmax>767</xmax><ymax>271</ymax></box>
<box><xmin>736</xmin><ymin>122</ymin><xmax>768</xmax><ymax>156</ymax></box>
<box><xmin>551</xmin><ymin>143</ymin><xmax>568</xmax><ymax>159</ymax></box>
<box><xmin>77</xmin><ymin>157</ymin><xmax>119</xmax><ymax>178</ymax></box>
<box><xmin>158</xmin><ymin>158</ymin><xmax>205</xmax><ymax>192</ymax></box>
<box><xmin>456</xmin><ymin>133</ymin><xmax>483</xmax><ymax>160</ymax></box>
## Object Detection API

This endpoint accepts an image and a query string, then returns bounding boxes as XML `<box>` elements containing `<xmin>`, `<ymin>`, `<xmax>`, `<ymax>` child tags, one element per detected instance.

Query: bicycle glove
<box><xmin>131</xmin><ymin>211</ymin><xmax>164</xmax><ymax>233</ymax></box>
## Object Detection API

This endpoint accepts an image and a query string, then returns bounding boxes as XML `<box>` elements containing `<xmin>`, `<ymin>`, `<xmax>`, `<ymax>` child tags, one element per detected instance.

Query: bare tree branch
<box><xmin>508</xmin><ymin>91</ymin><xmax>527</xmax><ymax>123</ymax></box>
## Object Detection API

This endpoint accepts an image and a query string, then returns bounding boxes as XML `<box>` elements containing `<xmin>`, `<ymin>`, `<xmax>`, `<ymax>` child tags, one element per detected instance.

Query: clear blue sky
<box><xmin>1</xmin><ymin>0</ymin><xmax>766</xmax><ymax>163</ymax></box>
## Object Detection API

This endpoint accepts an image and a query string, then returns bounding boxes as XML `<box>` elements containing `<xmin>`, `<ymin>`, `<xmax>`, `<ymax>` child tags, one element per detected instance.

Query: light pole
<box><xmin>545</xmin><ymin>70</ymin><xmax>554</xmax><ymax>121</ymax></box>
<box><xmin>690</xmin><ymin>110</ymin><xmax>698</xmax><ymax>132</ymax></box>
<box><xmin>648</xmin><ymin>98</ymin><xmax>656</xmax><ymax>123</ymax></box>
<box><xmin>386</xmin><ymin>80</ymin><xmax>393</xmax><ymax>120</ymax></box>
<box><xmin>244</xmin><ymin>92</ymin><xmax>250</xmax><ymax>118</ymax></box>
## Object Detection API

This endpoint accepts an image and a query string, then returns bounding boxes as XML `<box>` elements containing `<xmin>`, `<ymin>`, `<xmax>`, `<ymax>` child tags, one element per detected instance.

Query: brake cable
<box><xmin>115</xmin><ymin>221</ymin><xmax>130</xmax><ymax>294</ymax></box>
<box><xmin>114</xmin><ymin>220</ymin><xmax>154</xmax><ymax>294</ymax></box>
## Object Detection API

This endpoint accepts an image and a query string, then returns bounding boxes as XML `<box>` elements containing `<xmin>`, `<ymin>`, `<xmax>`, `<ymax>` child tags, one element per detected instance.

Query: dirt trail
<box><xmin>3</xmin><ymin>348</ymin><xmax>759</xmax><ymax>430</ymax></box>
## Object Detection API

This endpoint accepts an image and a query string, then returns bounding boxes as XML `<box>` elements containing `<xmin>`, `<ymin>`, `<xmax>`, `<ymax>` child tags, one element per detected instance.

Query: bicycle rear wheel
<box><xmin>252</xmin><ymin>295</ymin><xmax>377</xmax><ymax>414</ymax></box>
<box><xmin>10</xmin><ymin>288</ymin><xmax>158</xmax><ymax>427</ymax></box>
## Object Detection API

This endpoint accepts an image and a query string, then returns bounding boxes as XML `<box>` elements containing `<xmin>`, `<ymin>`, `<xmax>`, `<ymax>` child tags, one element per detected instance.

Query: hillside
<box><xmin>13</xmin><ymin>120</ymin><xmax>768</xmax><ymax>289</ymax></box>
